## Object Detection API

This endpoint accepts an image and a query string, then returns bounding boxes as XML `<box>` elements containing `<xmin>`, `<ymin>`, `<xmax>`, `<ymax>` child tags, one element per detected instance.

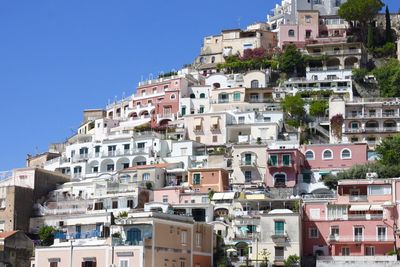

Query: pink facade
<box><xmin>129</xmin><ymin>77</ymin><xmax>183</xmax><ymax>128</ymax></box>
<box><xmin>302</xmin><ymin>180</ymin><xmax>399</xmax><ymax>258</ymax></box>
<box><xmin>188</xmin><ymin>168</ymin><xmax>230</xmax><ymax>193</ymax></box>
<box><xmin>153</xmin><ymin>187</ymin><xmax>182</xmax><ymax>204</ymax></box>
<box><xmin>302</xmin><ymin>143</ymin><xmax>368</xmax><ymax>170</ymax></box>
<box><xmin>266</xmin><ymin>148</ymin><xmax>305</xmax><ymax>187</ymax></box>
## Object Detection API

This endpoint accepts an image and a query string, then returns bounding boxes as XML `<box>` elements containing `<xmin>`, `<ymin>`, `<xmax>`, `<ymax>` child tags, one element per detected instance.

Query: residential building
<box><xmin>266</xmin><ymin>148</ymin><xmax>305</xmax><ymax>188</ymax></box>
<box><xmin>0</xmin><ymin>231</ymin><xmax>33</xmax><ymax>267</ymax></box>
<box><xmin>302</xmin><ymin>179</ymin><xmax>398</xmax><ymax>266</ymax></box>
<box><xmin>329</xmin><ymin>97</ymin><xmax>400</xmax><ymax>148</ymax></box>
<box><xmin>33</xmin><ymin>211</ymin><xmax>213</xmax><ymax>267</ymax></box>
<box><xmin>195</xmin><ymin>24</ymin><xmax>277</xmax><ymax>74</ymax></box>
<box><xmin>187</xmin><ymin>168</ymin><xmax>230</xmax><ymax>193</ymax></box>
<box><xmin>184</xmin><ymin>112</ymin><xmax>227</xmax><ymax>146</ymax></box>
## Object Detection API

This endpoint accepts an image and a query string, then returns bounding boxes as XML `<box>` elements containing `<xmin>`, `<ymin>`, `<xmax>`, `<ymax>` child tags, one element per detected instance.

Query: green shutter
<box><xmin>283</xmin><ymin>155</ymin><xmax>290</xmax><ymax>166</ymax></box>
<box><xmin>275</xmin><ymin>221</ymin><xmax>284</xmax><ymax>235</ymax></box>
<box><xmin>269</xmin><ymin>155</ymin><xmax>277</xmax><ymax>166</ymax></box>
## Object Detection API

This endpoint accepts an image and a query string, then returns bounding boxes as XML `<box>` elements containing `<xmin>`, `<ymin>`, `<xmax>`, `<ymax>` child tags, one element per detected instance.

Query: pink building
<box><xmin>266</xmin><ymin>148</ymin><xmax>305</xmax><ymax>188</ymax></box>
<box><xmin>302</xmin><ymin>179</ymin><xmax>398</xmax><ymax>262</ymax></box>
<box><xmin>278</xmin><ymin>10</ymin><xmax>348</xmax><ymax>48</ymax></box>
<box><xmin>126</xmin><ymin>76</ymin><xmax>186</xmax><ymax>128</ymax></box>
<box><xmin>188</xmin><ymin>168</ymin><xmax>230</xmax><ymax>193</ymax></box>
<box><xmin>301</xmin><ymin>143</ymin><xmax>369</xmax><ymax>181</ymax></box>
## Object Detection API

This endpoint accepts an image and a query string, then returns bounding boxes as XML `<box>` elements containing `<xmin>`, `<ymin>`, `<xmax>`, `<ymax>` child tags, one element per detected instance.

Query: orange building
<box><xmin>188</xmin><ymin>168</ymin><xmax>230</xmax><ymax>193</ymax></box>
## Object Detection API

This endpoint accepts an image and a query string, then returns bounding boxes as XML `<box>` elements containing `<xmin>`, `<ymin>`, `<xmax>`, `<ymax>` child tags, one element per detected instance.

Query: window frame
<box><xmin>322</xmin><ymin>149</ymin><xmax>333</xmax><ymax>160</ymax></box>
<box><xmin>340</xmin><ymin>148</ymin><xmax>352</xmax><ymax>159</ymax></box>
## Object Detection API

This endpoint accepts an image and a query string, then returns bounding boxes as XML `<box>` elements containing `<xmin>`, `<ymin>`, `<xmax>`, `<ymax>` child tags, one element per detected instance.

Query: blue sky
<box><xmin>0</xmin><ymin>0</ymin><xmax>399</xmax><ymax>171</ymax></box>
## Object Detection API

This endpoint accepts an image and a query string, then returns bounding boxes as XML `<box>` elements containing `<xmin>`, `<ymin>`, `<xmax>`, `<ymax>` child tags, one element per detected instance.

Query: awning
<box><xmin>211</xmin><ymin>116</ymin><xmax>220</xmax><ymax>126</ymax></box>
<box><xmin>370</xmin><ymin>205</ymin><xmax>384</xmax><ymax>211</ymax></box>
<box><xmin>212</xmin><ymin>193</ymin><xmax>224</xmax><ymax>200</ymax></box>
<box><xmin>319</xmin><ymin>171</ymin><xmax>331</xmax><ymax>175</ymax></box>
<box><xmin>194</xmin><ymin>118</ymin><xmax>202</xmax><ymax>127</ymax></box>
<box><xmin>350</xmin><ymin>205</ymin><xmax>370</xmax><ymax>211</ymax></box>
<box><xmin>212</xmin><ymin>192</ymin><xmax>235</xmax><ymax>200</ymax></box>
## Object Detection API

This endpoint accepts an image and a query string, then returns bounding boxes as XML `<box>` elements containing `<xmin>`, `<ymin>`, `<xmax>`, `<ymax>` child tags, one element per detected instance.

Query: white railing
<box><xmin>318</xmin><ymin>256</ymin><xmax>398</xmax><ymax>262</ymax></box>
<box><xmin>0</xmin><ymin>171</ymin><xmax>13</xmax><ymax>181</ymax></box>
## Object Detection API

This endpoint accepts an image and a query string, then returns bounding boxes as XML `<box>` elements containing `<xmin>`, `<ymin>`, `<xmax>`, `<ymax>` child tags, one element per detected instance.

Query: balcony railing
<box><xmin>54</xmin><ymin>230</ymin><xmax>102</xmax><ymax>240</ymax></box>
<box><xmin>349</xmin><ymin>195</ymin><xmax>368</xmax><ymax>202</ymax></box>
<box><xmin>327</xmin><ymin>235</ymin><xmax>395</xmax><ymax>242</ymax></box>
<box><xmin>241</xmin><ymin>158</ymin><xmax>256</xmax><ymax>167</ymax></box>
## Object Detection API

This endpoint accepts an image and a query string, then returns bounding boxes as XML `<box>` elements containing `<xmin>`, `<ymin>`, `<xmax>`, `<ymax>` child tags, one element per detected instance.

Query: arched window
<box><xmin>199</xmin><ymin>57</ymin><xmax>205</xmax><ymax>63</ymax></box>
<box><xmin>211</xmin><ymin>56</ymin><xmax>215</xmax><ymax>63</ymax></box>
<box><xmin>213</xmin><ymin>83</ymin><xmax>221</xmax><ymax>89</ymax></box>
<box><xmin>143</xmin><ymin>173</ymin><xmax>150</xmax><ymax>181</ymax></box>
<box><xmin>190</xmin><ymin>93</ymin><xmax>196</xmax><ymax>99</ymax></box>
<box><xmin>288</xmin><ymin>29</ymin><xmax>295</xmax><ymax>37</ymax></box>
<box><xmin>322</xmin><ymin>149</ymin><xmax>333</xmax><ymax>160</ymax></box>
<box><xmin>341</xmin><ymin>149</ymin><xmax>351</xmax><ymax>159</ymax></box>
<box><xmin>251</xmin><ymin>80</ymin><xmax>259</xmax><ymax>88</ymax></box>
<box><xmin>199</xmin><ymin>93</ymin><xmax>206</xmax><ymax>99</ymax></box>
<box><xmin>305</xmin><ymin>150</ymin><xmax>315</xmax><ymax>160</ymax></box>
<box><xmin>170</xmin><ymin>94</ymin><xmax>176</xmax><ymax>100</ymax></box>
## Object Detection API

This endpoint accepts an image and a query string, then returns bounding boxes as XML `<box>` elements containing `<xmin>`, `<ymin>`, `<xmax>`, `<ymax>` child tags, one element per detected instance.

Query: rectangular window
<box><xmin>238</xmin><ymin>116</ymin><xmax>245</xmax><ymax>124</ymax></box>
<box><xmin>137</xmin><ymin>142</ymin><xmax>145</xmax><ymax>149</ymax></box>
<box><xmin>310</xmin><ymin>208</ymin><xmax>320</xmax><ymax>220</ymax></box>
<box><xmin>354</xmin><ymin>227</ymin><xmax>363</xmax><ymax>241</ymax></box>
<box><xmin>212</xmin><ymin>135</ymin><xmax>218</xmax><ymax>143</ymax></box>
<box><xmin>107</xmin><ymin>164</ymin><xmax>114</xmax><ymax>171</ymax></box>
<box><xmin>377</xmin><ymin>226</ymin><xmax>386</xmax><ymax>241</ymax></box>
<box><xmin>269</xmin><ymin>155</ymin><xmax>278</xmax><ymax>166</ymax></box>
<box><xmin>122</xmin><ymin>163</ymin><xmax>129</xmax><ymax>169</ymax></box>
<box><xmin>124</xmin><ymin>144</ymin><xmax>130</xmax><ymax>151</ymax></box>
<box><xmin>234</xmin><ymin>92</ymin><xmax>241</xmax><ymax>101</ymax></box>
<box><xmin>143</xmin><ymin>173</ymin><xmax>150</xmax><ymax>181</ymax></box>
<box><xmin>365</xmin><ymin>246</ymin><xmax>375</xmax><ymax>256</ymax></box>
<box><xmin>327</xmin><ymin>205</ymin><xmax>347</xmax><ymax>220</ymax></box>
<box><xmin>181</xmin><ymin>230</ymin><xmax>187</xmax><ymax>245</ymax></box>
<box><xmin>196</xmin><ymin>232</ymin><xmax>202</xmax><ymax>247</ymax></box>
<box><xmin>112</xmin><ymin>201</ymin><xmax>118</xmax><ymax>209</ymax></box>
<box><xmin>50</xmin><ymin>263</ymin><xmax>58</xmax><ymax>267</ymax></box>
<box><xmin>303</xmin><ymin>173</ymin><xmax>311</xmax><ymax>183</ymax></box>
<box><xmin>282</xmin><ymin>154</ymin><xmax>291</xmax><ymax>166</ymax></box>
<box><xmin>330</xmin><ymin>226</ymin><xmax>339</xmax><ymax>237</ymax></box>
<box><xmin>275</xmin><ymin>246</ymin><xmax>284</xmax><ymax>259</ymax></box>
<box><xmin>162</xmin><ymin>195</ymin><xmax>168</xmax><ymax>203</ymax></box>
<box><xmin>120</xmin><ymin>260</ymin><xmax>128</xmax><ymax>267</ymax></box>
<box><xmin>342</xmin><ymin>247</ymin><xmax>350</xmax><ymax>256</ymax></box>
<box><xmin>244</xmin><ymin>171</ymin><xmax>252</xmax><ymax>183</ymax></box>
<box><xmin>274</xmin><ymin>221</ymin><xmax>285</xmax><ymax>235</ymax></box>
<box><xmin>309</xmin><ymin>227</ymin><xmax>319</xmax><ymax>238</ymax></box>
<box><xmin>127</xmin><ymin>199</ymin><xmax>134</xmax><ymax>208</ymax></box>
<box><xmin>193</xmin><ymin>173</ymin><xmax>201</xmax><ymax>185</ymax></box>
<box><xmin>368</xmin><ymin>185</ymin><xmax>391</xmax><ymax>195</ymax></box>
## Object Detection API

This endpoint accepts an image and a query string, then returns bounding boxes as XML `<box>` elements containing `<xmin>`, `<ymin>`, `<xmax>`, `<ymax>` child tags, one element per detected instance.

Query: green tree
<box><xmin>367</xmin><ymin>23</ymin><xmax>374</xmax><ymax>48</ymax></box>
<box><xmin>376</xmin><ymin>134</ymin><xmax>400</xmax><ymax>166</ymax></box>
<box><xmin>385</xmin><ymin>5</ymin><xmax>393</xmax><ymax>43</ymax></box>
<box><xmin>279</xmin><ymin>44</ymin><xmax>305</xmax><ymax>77</ymax></box>
<box><xmin>38</xmin><ymin>225</ymin><xmax>56</xmax><ymax>246</ymax></box>
<box><xmin>284</xmin><ymin>254</ymin><xmax>300</xmax><ymax>267</ymax></box>
<box><xmin>338</xmin><ymin>0</ymin><xmax>384</xmax><ymax>43</ymax></box>
<box><xmin>281</xmin><ymin>95</ymin><xmax>306</xmax><ymax>127</ymax></box>
<box><xmin>373</xmin><ymin>59</ymin><xmax>400</xmax><ymax>97</ymax></box>
<box><xmin>309</xmin><ymin>100</ymin><xmax>328</xmax><ymax>117</ymax></box>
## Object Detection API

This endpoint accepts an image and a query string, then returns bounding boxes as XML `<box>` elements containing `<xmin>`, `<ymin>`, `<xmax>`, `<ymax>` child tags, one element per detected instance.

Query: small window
<box><xmin>365</xmin><ymin>246</ymin><xmax>375</xmax><ymax>256</ymax></box>
<box><xmin>120</xmin><ymin>260</ymin><xmax>128</xmax><ymax>267</ymax></box>
<box><xmin>322</xmin><ymin>149</ymin><xmax>333</xmax><ymax>160</ymax></box>
<box><xmin>233</xmin><ymin>92</ymin><xmax>241</xmax><ymax>101</ymax></box>
<box><xmin>199</xmin><ymin>105</ymin><xmax>205</xmax><ymax>114</ymax></box>
<box><xmin>143</xmin><ymin>173</ymin><xmax>150</xmax><ymax>181</ymax></box>
<box><xmin>193</xmin><ymin>173</ymin><xmax>201</xmax><ymax>185</ymax></box>
<box><xmin>309</xmin><ymin>227</ymin><xmax>319</xmax><ymax>238</ymax></box>
<box><xmin>251</xmin><ymin>80</ymin><xmax>259</xmax><ymax>88</ymax></box>
<box><xmin>341</xmin><ymin>247</ymin><xmax>350</xmax><ymax>256</ymax></box>
<box><xmin>341</xmin><ymin>149</ymin><xmax>351</xmax><ymax>159</ymax></box>
<box><xmin>170</xmin><ymin>94</ymin><xmax>176</xmax><ymax>100</ymax></box>
<box><xmin>274</xmin><ymin>221</ymin><xmax>285</xmax><ymax>235</ymax></box>
<box><xmin>212</xmin><ymin>135</ymin><xmax>218</xmax><ymax>143</ymax></box>
<box><xmin>244</xmin><ymin>171</ymin><xmax>252</xmax><ymax>183</ymax></box>
<box><xmin>288</xmin><ymin>29</ymin><xmax>295</xmax><ymax>37</ymax></box>
<box><xmin>282</xmin><ymin>154</ymin><xmax>291</xmax><ymax>166</ymax></box>
<box><xmin>199</xmin><ymin>93</ymin><xmax>205</xmax><ymax>98</ymax></box>
<box><xmin>305</xmin><ymin>150</ymin><xmax>315</xmax><ymax>160</ymax></box>
<box><xmin>269</xmin><ymin>155</ymin><xmax>278</xmax><ymax>166</ymax></box>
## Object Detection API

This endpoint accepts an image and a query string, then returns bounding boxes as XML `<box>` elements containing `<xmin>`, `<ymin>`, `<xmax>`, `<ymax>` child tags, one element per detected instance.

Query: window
<box><xmin>123</xmin><ymin>163</ymin><xmax>129</xmax><ymax>169</ymax></box>
<box><xmin>244</xmin><ymin>171</ymin><xmax>252</xmax><ymax>183</ymax></box>
<box><xmin>354</xmin><ymin>227</ymin><xmax>363</xmax><ymax>241</ymax></box>
<box><xmin>288</xmin><ymin>29</ymin><xmax>295</xmax><ymax>37</ymax></box>
<box><xmin>124</xmin><ymin>144</ymin><xmax>130</xmax><ymax>151</ymax></box>
<box><xmin>181</xmin><ymin>230</ymin><xmax>187</xmax><ymax>245</ymax></box>
<box><xmin>170</xmin><ymin>94</ymin><xmax>176</xmax><ymax>100</ymax></box>
<box><xmin>309</xmin><ymin>227</ymin><xmax>319</xmax><ymax>238</ymax></box>
<box><xmin>162</xmin><ymin>195</ymin><xmax>168</xmax><ymax>203</ymax></box>
<box><xmin>238</xmin><ymin>116</ymin><xmax>245</xmax><ymax>124</ymax></box>
<box><xmin>137</xmin><ymin>142</ymin><xmax>145</xmax><ymax>149</ymax></box>
<box><xmin>303</xmin><ymin>173</ymin><xmax>311</xmax><ymax>184</ymax></box>
<box><xmin>305</xmin><ymin>150</ymin><xmax>314</xmax><ymax>160</ymax></box>
<box><xmin>142</xmin><ymin>173</ymin><xmax>150</xmax><ymax>181</ymax></box>
<box><xmin>369</xmin><ymin>185</ymin><xmax>391</xmax><ymax>195</ymax></box>
<box><xmin>305</xmin><ymin>15</ymin><xmax>312</xmax><ymax>23</ymax></box>
<box><xmin>341</xmin><ymin>247</ymin><xmax>350</xmax><ymax>256</ymax></box>
<box><xmin>233</xmin><ymin>92</ymin><xmax>241</xmax><ymax>101</ymax></box>
<box><xmin>196</xmin><ymin>232</ymin><xmax>202</xmax><ymax>247</ymax></box>
<box><xmin>330</xmin><ymin>226</ymin><xmax>339</xmax><ymax>238</ymax></box>
<box><xmin>310</xmin><ymin>209</ymin><xmax>321</xmax><ymax>220</ymax></box>
<box><xmin>275</xmin><ymin>246</ymin><xmax>284</xmax><ymax>258</ymax></box>
<box><xmin>82</xmin><ymin>261</ymin><xmax>96</xmax><ymax>267</ymax></box>
<box><xmin>341</xmin><ymin>149</ymin><xmax>351</xmax><ymax>159</ymax></box>
<box><xmin>251</xmin><ymin>80</ymin><xmax>259</xmax><ymax>88</ymax></box>
<box><xmin>269</xmin><ymin>155</ymin><xmax>278</xmax><ymax>166</ymax></box>
<box><xmin>107</xmin><ymin>164</ymin><xmax>114</xmax><ymax>171</ymax></box>
<box><xmin>377</xmin><ymin>226</ymin><xmax>386</xmax><ymax>241</ymax></box>
<box><xmin>181</xmin><ymin>106</ymin><xmax>186</xmax><ymax>116</ymax></box>
<box><xmin>180</xmin><ymin>261</ymin><xmax>186</xmax><ymax>267</ymax></box>
<box><xmin>199</xmin><ymin>105</ymin><xmax>204</xmax><ymax>113</ymax></box>
<box><xmin>193</xmin><ymin>173</ymin><xmax>201</xmax><ymax>185</ymax></box>
<box><xmin>199</xmin><ymin>93</ymin><xmax>205</xmax><ymax>98</ymax></box>
<box><xmin>274</xmin><ymin>221</ymin><xmax>285</xmax><ymax>235</ymax></box>
<box><xmin>50</xmin><ymin>263</ymin><xmax>58</xmax><ymax>267</ymax></box>
<box><xmin>120</xmin><ymin>260</ymin><xmax>128</xmax><ymax>267</ymax></box>
<box><xmin>212</xmin><ymin>135</ymin><xmax>218</xmax><ymax>143</ymax></box>
<box><xmin>365</xmin><ymin>246</ymin><xmax>375</xmax><ymax>256</ymax></box>
<box><xmin>322</xmin><ymin>149</ymin><xmax>333</xmax><ymax>160</ymax></box>
<box><xmin>282</xmin><ymin>154</ymin><xmax>291</xmax><ymax>166</ymax></box>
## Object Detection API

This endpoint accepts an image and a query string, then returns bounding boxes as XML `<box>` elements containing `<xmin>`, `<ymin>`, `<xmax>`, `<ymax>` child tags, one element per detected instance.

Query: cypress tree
<box><xmin>385</xmin><ymin>5</ymin><xmax>392</xmax><ymax>43</ymax></box>
<box><xmin>367</xmin><ymin>23</ymin><xmax>374</xmax><ymax>48</ymax></box>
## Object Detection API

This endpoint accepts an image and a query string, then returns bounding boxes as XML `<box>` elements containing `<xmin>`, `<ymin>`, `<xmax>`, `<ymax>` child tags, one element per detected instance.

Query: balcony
<box><xmin>240</xmin><ymin>158</ymin><xmax>257</xmax><ymax>167</ymax></box>
<box><xmin>210</xmin><ymin>126</ymin><xmax>221</xmax><ymax>133</ymax></box>
<box><xmin>271</xmin><ymin>231</ymin><xmax>288</xmax><ymax>244</ymax></box>
<box><xmin>193</xmin><ymin>127</ymin><xmax>203</xmax><ymax>135</ymax></box>
<box><xmin>327</xmin><ymin>235</ymin><xmax>395</xmax><ymax>242</ymax></box>
<box><xmin>349</xmin><ymin>195</ymin><xmax>368</xmax><ymax>202</ymax></box>
<box><xmin>54</xmin><ymin>230</ymin><xmax>102</xmax><ymax>240</ymax></box>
